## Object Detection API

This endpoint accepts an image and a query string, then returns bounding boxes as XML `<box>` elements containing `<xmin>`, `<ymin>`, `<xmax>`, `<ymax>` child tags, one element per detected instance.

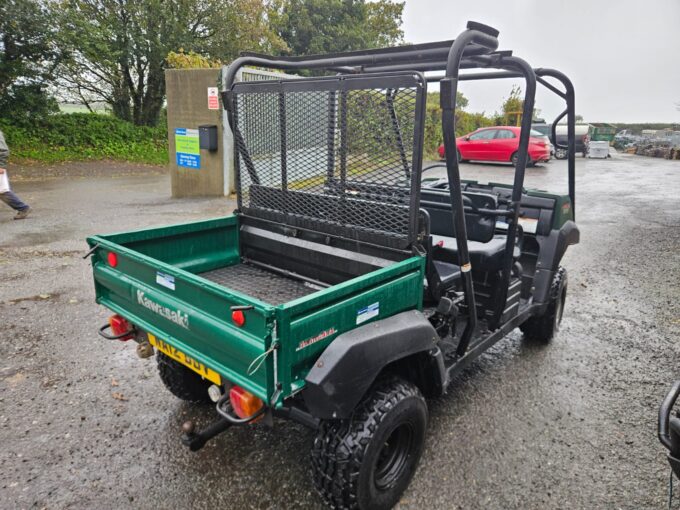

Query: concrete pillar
<box><xmin>165</xmin><ymin>69</ymin><xmax>224</xmax><ymax>197</ymax></box>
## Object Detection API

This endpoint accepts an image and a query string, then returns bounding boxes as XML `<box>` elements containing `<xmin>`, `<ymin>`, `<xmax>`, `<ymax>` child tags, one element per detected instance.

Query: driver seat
<box><xmin>431</xmin><ymin>234</ymin><xmax>519</xmax><ymax>271</ymax></box>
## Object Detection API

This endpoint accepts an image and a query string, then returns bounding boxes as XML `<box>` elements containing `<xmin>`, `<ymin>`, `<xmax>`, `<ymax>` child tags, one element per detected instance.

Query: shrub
<box><xmin>0</xmin><ymin>112</ymin><xmax>168</xmax><ymax>165</ymax></box>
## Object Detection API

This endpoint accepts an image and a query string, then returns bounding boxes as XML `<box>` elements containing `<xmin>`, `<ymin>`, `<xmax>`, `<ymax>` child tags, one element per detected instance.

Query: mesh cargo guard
<box><xmin>231</xmin><ymin>72</ymin><xmax>426</xmax><ymax>251</ymax></box>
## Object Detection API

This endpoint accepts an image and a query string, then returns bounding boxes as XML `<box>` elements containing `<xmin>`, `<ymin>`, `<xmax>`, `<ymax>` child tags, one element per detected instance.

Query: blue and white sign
<box><xmin>156</xmin><ymin>271</ymin><xmax>176</xmax><ymax>291</ymax></box>
<box><xmin>356</xmin><ymin>302</ymin><xmax>380</xmax><ymax>325</ymax></box>
<box><xmin>175</xmin><ymin>128</ymin><xmax>201</xmax><ymax>169</ymax></box>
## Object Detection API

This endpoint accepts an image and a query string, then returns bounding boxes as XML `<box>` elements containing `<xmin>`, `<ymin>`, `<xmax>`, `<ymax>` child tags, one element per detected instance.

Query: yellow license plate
<box><xmin>148</xmin><ymin>333</ymin><xmax>222</xmax><ymax>386</ymax></box>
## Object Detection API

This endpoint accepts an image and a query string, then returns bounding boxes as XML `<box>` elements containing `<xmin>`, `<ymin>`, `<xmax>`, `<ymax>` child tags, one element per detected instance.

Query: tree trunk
<box><xmin>111</xmin><ymin>78</ymin><xmax>132</xmax><ymax>122</ymax></box>
<box><xmin>139</xmin><ymin>63</ymin><xmax>166</xmax><ymax>126</ymax></box>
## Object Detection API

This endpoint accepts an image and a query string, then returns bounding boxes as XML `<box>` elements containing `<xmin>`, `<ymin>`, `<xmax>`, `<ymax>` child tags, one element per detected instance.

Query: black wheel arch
<box><xmin>303</xmin><ymin>310</ymin><xmax>445</xmax><ymax>420</ymax></box>
<box><xmin>533</xmin><ymin>220</ymin><xmax>579</xmax><ymax>305</ymax></box>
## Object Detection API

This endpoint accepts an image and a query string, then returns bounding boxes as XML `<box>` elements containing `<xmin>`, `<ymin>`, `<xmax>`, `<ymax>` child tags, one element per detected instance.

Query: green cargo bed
<box><xmin>87</xmin><ymin>215</ymin><xmax>425</xmax><ymax>407</ymax></box>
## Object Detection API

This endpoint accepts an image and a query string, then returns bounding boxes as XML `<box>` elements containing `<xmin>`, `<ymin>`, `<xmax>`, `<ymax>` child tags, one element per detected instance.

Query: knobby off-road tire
<box><xmin>156</xmin><ymin>352</ymin><xmax>211</xmax><ymax>403</ymax></box>
<box><xmin>311</xmin><ymin>377</ymin><xmax>428</xmax><ymax>510</ymax></box>
<box><xmin>521</xmin><ymin>266</ymin><xmax>568</xmax><ymax>343</ymax></box>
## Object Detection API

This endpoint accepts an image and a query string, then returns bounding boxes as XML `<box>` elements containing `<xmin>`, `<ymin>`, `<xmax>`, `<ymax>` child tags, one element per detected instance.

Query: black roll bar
<box><xmin>418</xmin><ymin>69</ymin><xmax>576</xmax><ymax>218</ymax></box>
<box><xmin>221</xmin><ymin>21</ymin><xmax>576</xmax><ymax>358</ymax></box>
<box><xmin>535</xmin><ymin>68</ymin><xmax>576</xmax><ymax>217</ymax></box>
<box><xmin>486</xmin><ymin>56</ymin><xmax>536</xmax><ymax>329</ymax></box>
<box><xmin>439</xmin><ymin>25</ymin><xmax>504</xmax><ymax>357</ymax></box>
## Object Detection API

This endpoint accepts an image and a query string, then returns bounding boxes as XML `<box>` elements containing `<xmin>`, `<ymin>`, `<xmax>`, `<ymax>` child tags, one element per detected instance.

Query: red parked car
<box><xmin>438</xmin><ymin>126</ymin><xmax>551</xmax><ymax>166</ymax></box>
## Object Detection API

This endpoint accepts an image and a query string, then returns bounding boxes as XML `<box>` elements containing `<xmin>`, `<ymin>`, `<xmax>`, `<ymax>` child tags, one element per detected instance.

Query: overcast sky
<box><xmin>401</xmin><ymin>0</ymin><xmax>680</xmax><ymax>123</ymax></box>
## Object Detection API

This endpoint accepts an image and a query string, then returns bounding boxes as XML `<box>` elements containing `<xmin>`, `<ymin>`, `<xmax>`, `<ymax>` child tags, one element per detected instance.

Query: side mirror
<box><xmin>464</xmin><ymin>136</ymin><xmax>470</xmax><ymax>141</ymax></box>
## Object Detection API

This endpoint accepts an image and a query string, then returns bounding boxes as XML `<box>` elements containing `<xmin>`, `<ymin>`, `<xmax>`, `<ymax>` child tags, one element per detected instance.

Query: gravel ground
<box><xmin>0</xmin><ymin>154</ymin><xmax>678</xmax><ymax>509</ymax></box>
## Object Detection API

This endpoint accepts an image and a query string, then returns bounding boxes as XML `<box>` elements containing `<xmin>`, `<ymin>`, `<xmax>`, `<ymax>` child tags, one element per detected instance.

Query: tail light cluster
<box><xmin>229</xmin><ymin>385</ymin><xmax>264</xmax><ymax>420</ymax></box>
<box><xmin>109</xmin><ymin>314</ymin><xmax>134</xmax><ymax>341</ymax></box>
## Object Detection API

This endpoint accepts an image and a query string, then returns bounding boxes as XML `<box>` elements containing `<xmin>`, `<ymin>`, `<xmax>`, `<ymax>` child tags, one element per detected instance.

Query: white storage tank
<box><xmin>588</xmin><ymin>141</ymin><xmax>609</xmax><ymax>159</ymax></box>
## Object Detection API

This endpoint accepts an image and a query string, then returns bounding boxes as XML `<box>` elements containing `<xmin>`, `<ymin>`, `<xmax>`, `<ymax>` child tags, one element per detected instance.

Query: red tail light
<box><xmin>107</xmin><ymin>252</ymin><xmax>118</xmax><ymax>267</ymax></box>
<box><xmin>231</xmin><ymin>310</ymin><xmax>246</xmax><ymax>327</ymax></box>
<box><xmin>229</xmin><ymin>385</ymin><xmax>264</xmax><ymax>420</ymax></box>
<box><xmin>109</xmin><ymin>314</ymin><xmax>133</xmax><ymax>341</ymax></box>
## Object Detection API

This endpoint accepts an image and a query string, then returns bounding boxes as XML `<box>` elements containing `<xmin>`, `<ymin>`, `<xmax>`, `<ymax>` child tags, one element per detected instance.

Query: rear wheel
<box><xmin>311</xmin><ymin>377</ymin><xmax>427</xmax><ymax>510</ymax></box>
<box><xmin>511</xmin><ymin>151</ymin><xmax>533</xmax><ymax>167</ymax></box>
<box><xmin>156</xmin><ymin>352</ymin><xmax>212</xmax><ymax>403</ymax></box>
<box><xmin>555</xmin><ymin>148</ymin><xmax>567</xmax><ymax>159</ymax></box>
<box><xmin>521</xmin><ymin>266</ymin><xmax>567</xmax><ymax>343</ymax></box>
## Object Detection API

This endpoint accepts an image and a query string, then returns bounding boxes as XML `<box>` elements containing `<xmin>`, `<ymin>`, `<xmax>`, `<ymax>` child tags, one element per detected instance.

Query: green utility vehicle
<box><xmin>88</xmin><ymin>21</ymin><xmax>579</xmax><ymax>510</ymax></box>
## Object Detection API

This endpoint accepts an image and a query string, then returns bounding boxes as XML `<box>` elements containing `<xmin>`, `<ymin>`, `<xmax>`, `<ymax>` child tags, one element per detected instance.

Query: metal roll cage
<box><xmin>222</xmin><ymin>21</ymin><xmax>576</xmax><ymax>355</ymax></box>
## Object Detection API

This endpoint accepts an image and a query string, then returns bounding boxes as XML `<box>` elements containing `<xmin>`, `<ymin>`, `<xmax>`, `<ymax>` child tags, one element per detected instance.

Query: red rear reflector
<box><xmin>231</xmin><ymin>310</ymin><xmax>245</xmax><ymax>327</ymax></box>
<box><xmin>229</xmin><ymin>385</ymin><xmax>263</xmax><ymax>420</ymax></box>
<box><xmin>107</xmin><ymin>252</ymin><xmax>118</xmax><ymax>267</ymax></box>
<box><xmin>109</xmin><ymin>314</ymin><xmax>133</xmax><ymax>341</ymax></box>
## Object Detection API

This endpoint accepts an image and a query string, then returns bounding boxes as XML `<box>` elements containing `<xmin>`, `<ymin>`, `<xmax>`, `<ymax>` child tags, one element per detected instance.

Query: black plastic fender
<box><xmin>303</xmin><ymin>310</ymin><xmax>442</xmax><ymax>420</ymax></box>
<box><xmin>533</xmin><ymin>220</ymin><xmax>580</xmax><ymax>304</ymax></box>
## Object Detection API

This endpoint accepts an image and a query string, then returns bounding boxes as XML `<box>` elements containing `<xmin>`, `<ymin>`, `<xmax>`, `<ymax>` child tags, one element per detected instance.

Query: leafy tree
<box><xmin>271</xmin><ymin>0</ymin><xmax>404</xmax><ymax>56</ymax></box>
<box><xmin>501</xmin><ymin>85</ymin><xmax>523</xmax><ymax>126</ymax></box>
<box><xmin>53</xmin><ymin>0</ymin><xmax>286</xmax><ymax>126</ymax></box>
<box><xmin>166</xmin><ymin>50</ymin><xmax>222</xmax><ymax>70</ymax></box>
<box><xmin>498</xmin><ymin>85</ymin><xmax>548</xmax><ymax>126</ymax></box>
<box><xmin>0</xmin><ymin>0</ymin><xmax>63</xmax><ymax>123</ymax></box>
<box><xmin>0</xmin><ymin>84</ymin><xmax>60</xmax><ymax>125</ymax></box>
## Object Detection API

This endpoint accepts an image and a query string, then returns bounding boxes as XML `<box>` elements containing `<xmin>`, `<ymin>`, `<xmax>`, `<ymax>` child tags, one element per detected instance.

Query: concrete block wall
<box><xmin>165</xmin><ymin>69</ymin><xmax>224</xmax><ymax>197</ymax></box>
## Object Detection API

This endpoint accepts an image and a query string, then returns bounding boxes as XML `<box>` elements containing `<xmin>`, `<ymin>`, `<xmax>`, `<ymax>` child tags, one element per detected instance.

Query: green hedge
<box><xmin>0</xmin><ymin>107</ymin><xmax>495</xmax><ymax>165</ymax></box>
<box><xmin>0</xmin><ymin>113</ymin><xmax>168</xmax><ymax>165</ymax></box>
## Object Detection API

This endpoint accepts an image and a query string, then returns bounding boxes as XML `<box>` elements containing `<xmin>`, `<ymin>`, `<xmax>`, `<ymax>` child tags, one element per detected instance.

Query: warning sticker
<box><xmin>207</xmin><ymin>87</ymin><xmax>219</xmax><ymax>110</ymax></box>
<box><xmin>517</xmin><ymin>217</ymin><xmax>538</xmax><ymax>234</ymax></box>
<box><xmin>156</xmin><ymin>271</ymin><xmax>176</xmax><ymax>291</ymax></box>
<box><xmin>356</xmin><ymin>302</ymin><xmax>379</xmax><ymax>325</ymax></box>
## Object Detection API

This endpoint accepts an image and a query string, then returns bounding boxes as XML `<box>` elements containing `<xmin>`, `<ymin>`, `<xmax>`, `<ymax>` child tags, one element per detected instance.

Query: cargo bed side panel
<box><xmin>276</xmin><ymin>257</ymin><xmax>425</xmax><ymax>398</ymax></box>
<box><xmin>103</xmin><ymin>216</ymin><xmax>240</xmax><ymax>273</ymax></box>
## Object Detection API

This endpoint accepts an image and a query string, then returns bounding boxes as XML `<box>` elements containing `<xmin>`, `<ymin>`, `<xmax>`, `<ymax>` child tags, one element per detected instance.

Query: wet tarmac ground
<box><xmin>0</xmin><ymin>153</ymin><xmax>679</xmax><ymax>509</ymax></box>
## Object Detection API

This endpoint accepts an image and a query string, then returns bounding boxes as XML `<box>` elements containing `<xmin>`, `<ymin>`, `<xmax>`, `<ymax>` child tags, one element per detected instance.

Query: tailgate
<box><xmin>87</xmin><ymin>227</ymin><xmax>276</xmax><ymax>402</ymax></box>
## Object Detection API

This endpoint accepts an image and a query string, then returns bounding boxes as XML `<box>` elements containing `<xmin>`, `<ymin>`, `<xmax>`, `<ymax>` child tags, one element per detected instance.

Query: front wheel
<box><xmin>311</xmin><ymin>377</ymin><xmax>427</xmax><ymax>510</ymax></box>
<box><xmin>521</xmin><ymin>266</ymin><xmax>567</xmax><ymax>343</ymax></box>
<box><xmin>554</xmin><ymin>148</ymin><xmax>567</xmax><ymax>159</ymax></box>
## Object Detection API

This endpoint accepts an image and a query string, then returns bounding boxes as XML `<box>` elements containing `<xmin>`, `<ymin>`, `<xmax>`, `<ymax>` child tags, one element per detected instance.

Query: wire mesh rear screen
<box><xmin>231</xmin><ymin>73</ymin><xmax>426</xmax><ymax>250</ymax></box>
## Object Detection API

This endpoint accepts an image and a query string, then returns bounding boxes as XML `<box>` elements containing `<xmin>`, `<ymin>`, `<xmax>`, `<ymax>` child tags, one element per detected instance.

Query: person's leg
<box><xmin>0</xmin><ymin>190</ymin><xmax>30</xmax><ymax>218</ymax></box>
<box><xmin>0</xmin><ymin>190</ymin><xmax>29</xmax><ymax>211</ymax></box>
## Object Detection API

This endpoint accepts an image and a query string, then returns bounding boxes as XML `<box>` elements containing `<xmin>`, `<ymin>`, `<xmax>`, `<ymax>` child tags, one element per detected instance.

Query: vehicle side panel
<box><xmin>275</xmin><ymin>256</ymin><xmax>425</xmax><ymax>402</ymax></box>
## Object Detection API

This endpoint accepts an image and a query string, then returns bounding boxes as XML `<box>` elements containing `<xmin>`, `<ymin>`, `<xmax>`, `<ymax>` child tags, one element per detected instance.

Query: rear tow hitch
<box><xmin>181</xmin><ymin>392</ymin><xmax>267</xmax><ymax>451</ymax></box>
<box><xmin>181</xmin><ymin>418</ymin><xmax>232</xmax><ymax>452</ymax></box>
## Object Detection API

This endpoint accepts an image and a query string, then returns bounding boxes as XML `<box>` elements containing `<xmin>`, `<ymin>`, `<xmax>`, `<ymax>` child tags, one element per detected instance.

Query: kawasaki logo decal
<box><xmin>136</xmin><ymin>290</ymin><xmax>189</xmax><ymax>329</ymax></box>
<box><xmin>296</xmin><ymin>327</ymin><xmax>337</xmax><ymax>352</ymax></box>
